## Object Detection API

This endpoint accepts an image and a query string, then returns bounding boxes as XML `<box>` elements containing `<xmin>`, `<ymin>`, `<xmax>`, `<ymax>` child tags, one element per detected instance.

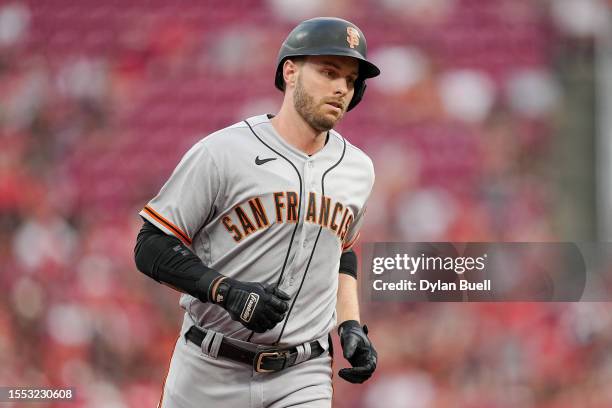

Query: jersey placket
<box><xmin>282</xmin><ymin>156</ymin><xmax>310</xmax><ymax>290</ymax></box>
<box><xmin>274</xmin><ymin>154</ymin><xmax>326</xmax><ymax>344</ymax></box>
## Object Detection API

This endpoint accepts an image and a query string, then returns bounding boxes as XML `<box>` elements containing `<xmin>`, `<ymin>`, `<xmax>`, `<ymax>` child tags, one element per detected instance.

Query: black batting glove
<box><xmin>213</xmin><ymin>278</ymin><xmax>290</xmax><ymax>333</ymax></box>
<box><xmin>338</xmin><ymin>320</ymin><xmax>377</xmax><ymax>383</ymax></box>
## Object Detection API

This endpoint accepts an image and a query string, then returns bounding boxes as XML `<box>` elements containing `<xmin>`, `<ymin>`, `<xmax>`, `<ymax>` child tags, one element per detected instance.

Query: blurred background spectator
<box><xmin>0</xmin><ymin>0</ymin><xmax>611</xmax><ymax>406</ymax></box>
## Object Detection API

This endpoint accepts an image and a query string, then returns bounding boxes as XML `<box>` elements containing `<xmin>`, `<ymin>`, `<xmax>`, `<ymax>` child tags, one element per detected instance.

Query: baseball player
<box><xmin>134</xmin><ymin>17</ymin><xmax>379</xmax><ymax>408</ymax></box>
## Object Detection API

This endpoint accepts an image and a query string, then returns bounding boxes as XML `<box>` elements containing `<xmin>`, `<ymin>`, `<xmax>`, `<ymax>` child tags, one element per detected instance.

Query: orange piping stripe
<box><xmin>342</xmin><ymin>232</ymin><xmax>360</xmax><ymax>250</ymax></box>
<box><xmin>143</xmin><ymin>206</ymin><xmax>192</xmax><ymax>245</ymax></box>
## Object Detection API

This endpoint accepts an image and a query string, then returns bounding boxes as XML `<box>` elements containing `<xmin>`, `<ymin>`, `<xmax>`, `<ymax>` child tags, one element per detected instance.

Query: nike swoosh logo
<box><xmin>255</xmin><ymin>156</ymin><xmax>277</xmax><ymax>165</ymax></box>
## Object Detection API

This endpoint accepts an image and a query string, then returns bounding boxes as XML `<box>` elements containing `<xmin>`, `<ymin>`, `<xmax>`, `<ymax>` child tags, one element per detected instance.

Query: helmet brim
<box><xmin>274</xmin><ymin>51</ymin><xmax>380</xmax><ymax>91</ymax></box>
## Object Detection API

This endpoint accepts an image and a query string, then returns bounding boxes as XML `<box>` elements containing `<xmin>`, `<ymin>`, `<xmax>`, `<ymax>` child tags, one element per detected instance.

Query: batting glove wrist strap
<box><xmin>197</xmin><ymin>269</ymin><xmax>224</xmax><ymax>303</ymax></box>
<box><xmin>338</xmin><ymin>319</ymin><xmax>361</xmax><ymax>336</ymax></box>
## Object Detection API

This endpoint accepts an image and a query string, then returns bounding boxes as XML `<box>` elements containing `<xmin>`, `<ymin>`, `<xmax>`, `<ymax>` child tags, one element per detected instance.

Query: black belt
<box><xmin>185</xmin><ymin>326</ymin><xmax>325</xmax><ymax>373</ymax></box>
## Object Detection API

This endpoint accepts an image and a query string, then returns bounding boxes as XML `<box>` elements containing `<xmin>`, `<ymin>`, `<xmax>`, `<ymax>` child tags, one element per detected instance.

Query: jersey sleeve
<box><xmin>139</xmin><ymin>141</ymin><xmax>221</xmax><ymax>246</ymax></box>
<box><xmin>342</xmin><ymin>206</ymin><xmax>366</xmax><ymax>251</ymax></box>
<box><xmin>342</xmin><ymin>156</ymin><xmax>375</xmax><ymax>252</ymax></box>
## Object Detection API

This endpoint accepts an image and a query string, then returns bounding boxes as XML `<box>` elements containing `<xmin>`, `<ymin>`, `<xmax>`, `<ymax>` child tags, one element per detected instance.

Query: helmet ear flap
<box><xmin>275</xmin><ymin>63</ymin><xmax>285</xmax><ymax>91</ymax></box>
<box><xmin>347</xmin><ymin>80</ymin><xmax>366</xmax><ymax>111</ymax></box>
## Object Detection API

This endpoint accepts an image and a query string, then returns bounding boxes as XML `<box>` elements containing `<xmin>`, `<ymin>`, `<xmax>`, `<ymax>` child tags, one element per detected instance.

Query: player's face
<box><xmin>293</xmin><ymin>56</ymin><xmax>358</xmax><ymax>132</ymax></box>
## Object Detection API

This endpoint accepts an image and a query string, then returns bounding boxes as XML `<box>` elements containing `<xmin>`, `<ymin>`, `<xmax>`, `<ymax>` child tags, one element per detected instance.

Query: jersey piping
<box><xmin>143</xmin><ymin>205</ymin><xmax>192</xmax><ymax>245</ymax></box>
<box><xmin>243</xmin><ymin>119</ymin><xmax>305</xmax><ymax>343</ymax></box>
<box><xmin>275</xmin><ymin>134</ymin><xmax>347</xmax><ymax>344</ymax></box>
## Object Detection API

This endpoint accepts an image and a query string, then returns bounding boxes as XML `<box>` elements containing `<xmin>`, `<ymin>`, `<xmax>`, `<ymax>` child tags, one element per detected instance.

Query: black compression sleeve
<box><xmin>134</xmin><ymin>219</ymin><xmax>222</xmax><ymax>302</ymax></box>
<box><xmin>339</xmin><ymin>249</ymin><xmax>357</xmax><ymax>279</ymax></box>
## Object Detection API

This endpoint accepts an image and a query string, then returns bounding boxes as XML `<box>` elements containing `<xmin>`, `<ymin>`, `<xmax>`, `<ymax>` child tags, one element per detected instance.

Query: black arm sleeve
<box><xmin>134</xmin><ymin>219</ymin><xmax>222</xmax><ymax>302</ymax></box>
<box><xmin>339</xmin><ymin>249</ymin><xmax>357</xmax><ymax>279</ymax></box>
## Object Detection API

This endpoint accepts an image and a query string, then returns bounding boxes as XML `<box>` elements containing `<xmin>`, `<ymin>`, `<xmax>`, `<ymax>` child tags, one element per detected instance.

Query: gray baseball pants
<box><xmin>158</xmin><ymin>333</ymin><xmax>333</xmax><ymax>408</ymax></box>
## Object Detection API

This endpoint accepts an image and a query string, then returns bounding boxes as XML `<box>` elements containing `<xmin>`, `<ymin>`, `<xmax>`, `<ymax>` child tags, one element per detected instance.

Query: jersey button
<box><xmin>303</xmin><ymin>240</ymin><xmax>308</xmax><ymax>248</ymax></box>
<box><xmin>308</xmin><ymin>161</ymin><xmax>314</xmax><ymax>168</ymax></box>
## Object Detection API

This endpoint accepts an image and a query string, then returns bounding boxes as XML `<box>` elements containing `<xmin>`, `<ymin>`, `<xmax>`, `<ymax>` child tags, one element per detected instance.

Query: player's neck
<box><xmin>270</xmin><ymin>109</ymin><xmax>327</xmax><ymax>156</ymax></box>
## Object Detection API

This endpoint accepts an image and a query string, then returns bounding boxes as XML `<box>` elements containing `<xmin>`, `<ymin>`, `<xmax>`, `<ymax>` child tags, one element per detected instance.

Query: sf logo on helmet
<box><xmin>346</xmin><ymin>27</ymin><xmax>360</xmax><ymax>49</ymax></box>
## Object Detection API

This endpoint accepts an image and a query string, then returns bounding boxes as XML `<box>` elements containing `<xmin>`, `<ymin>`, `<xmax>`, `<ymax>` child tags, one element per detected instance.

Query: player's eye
<box><xmin>322</xmin><ymin>69</ymin><xmax>335</xmax><ymax>78</ymax></box>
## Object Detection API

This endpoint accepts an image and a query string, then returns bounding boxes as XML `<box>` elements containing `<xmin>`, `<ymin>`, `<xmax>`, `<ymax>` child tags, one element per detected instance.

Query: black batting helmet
<box><xmin>275</xmin><ymin>17</ymin><xmax>380</xmax><ymax>111</ymax></box>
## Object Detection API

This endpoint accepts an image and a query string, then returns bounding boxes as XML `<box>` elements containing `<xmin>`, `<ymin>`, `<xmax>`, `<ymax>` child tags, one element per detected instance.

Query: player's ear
<box><xmin>283</xmin><ymin>58</ymin><xmax>301</xmax><ymax>89</ymax></box>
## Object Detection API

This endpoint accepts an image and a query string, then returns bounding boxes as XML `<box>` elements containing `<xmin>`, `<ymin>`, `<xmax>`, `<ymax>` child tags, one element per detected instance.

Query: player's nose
<box><xmin>333</xmin><ymin>79</ymin><xmax>350</xmax><ymax>96</ymax></box>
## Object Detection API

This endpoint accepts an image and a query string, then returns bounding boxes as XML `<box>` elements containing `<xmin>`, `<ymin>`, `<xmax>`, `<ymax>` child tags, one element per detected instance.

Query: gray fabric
<box><xmin>294</xmin><ymin>341</ymin><xmax>312</xmax><ymax>365</ymax></box>
<box><xmin>209</xmin><ymin>331</ymin><xmax>223</xmax><ymax>359</ymax></box>
<box><xmin>160</xmin><ymin>335</ymin><xmax>332</xmax><ymax>408</ymax></box>
<box><xmin>201</xmin><ymin>328</ymin><xmax>215</xmax><ymax>355</ymax></box>
<box><xmin>141</xmin><ymin>114</ymin><xmax>374</xmax><ymax>348</ymax></box>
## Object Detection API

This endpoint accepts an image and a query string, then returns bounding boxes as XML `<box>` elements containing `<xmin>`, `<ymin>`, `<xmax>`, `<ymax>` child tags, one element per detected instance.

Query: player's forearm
<box><xmin>134</xmin><ymin>220</ymin><xmax>222</xmax><ymax>302</ymax></box>
<box><xmin>135</xmin><ymin>220</ymin><xmax>290</xmax><ymax>332</ymax></box>
<box><xmin>336</xmin><ymin>273</ymin><xmax>360</xmax><ymax>324</ymax></box>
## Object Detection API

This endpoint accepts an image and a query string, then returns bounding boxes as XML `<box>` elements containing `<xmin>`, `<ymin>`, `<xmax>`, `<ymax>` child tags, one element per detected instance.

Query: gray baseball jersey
<box><xmin>140</xmin><ymin>114</ymin><xmax>375</xmax><ymax>347</ymax></box>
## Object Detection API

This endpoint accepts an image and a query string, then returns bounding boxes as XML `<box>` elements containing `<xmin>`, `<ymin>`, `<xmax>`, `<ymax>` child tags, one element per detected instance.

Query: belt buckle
<box><xmin>254</xmin><ymin>350</ymin><xmax>289</xmax><ymax>373</ymax></box>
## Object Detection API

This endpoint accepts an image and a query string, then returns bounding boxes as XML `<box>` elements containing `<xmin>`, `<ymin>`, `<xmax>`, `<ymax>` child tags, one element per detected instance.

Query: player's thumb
<box><xmin>342</xmin><ymin>335</ymin><xmax>359</xmax><ymax>359</ymax></box>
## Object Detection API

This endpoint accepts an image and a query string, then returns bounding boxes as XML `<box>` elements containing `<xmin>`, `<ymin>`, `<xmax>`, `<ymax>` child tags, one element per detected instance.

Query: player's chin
<box><xmin>315</xmin><ymin>116</ymin><xmax>339</xmax><ymax>131</ymax></box>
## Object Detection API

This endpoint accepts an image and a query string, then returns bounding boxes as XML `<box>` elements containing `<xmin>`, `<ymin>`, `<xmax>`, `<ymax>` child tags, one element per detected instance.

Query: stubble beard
<box><xmin>293</xmin><ymin>74</ymin><xmax>344</xmax><ymax>133</ymax></box>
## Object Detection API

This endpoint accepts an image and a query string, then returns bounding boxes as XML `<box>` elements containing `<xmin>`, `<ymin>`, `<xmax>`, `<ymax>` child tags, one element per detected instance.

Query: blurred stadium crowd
<box><xmin>1</xmin><ymin>0</ymin><xmax>611</xmax><ymax>406</ymax></box>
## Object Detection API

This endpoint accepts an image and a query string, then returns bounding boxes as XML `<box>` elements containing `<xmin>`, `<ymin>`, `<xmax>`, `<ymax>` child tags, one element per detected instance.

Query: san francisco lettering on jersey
<box><xmin>222</xmin><ymin>191</ymin><xmax>354</xmax><ymax>244</ymax></box>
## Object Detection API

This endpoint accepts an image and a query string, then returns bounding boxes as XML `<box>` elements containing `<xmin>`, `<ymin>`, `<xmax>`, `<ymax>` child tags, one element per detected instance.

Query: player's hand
<box><xmin>213</xmin><ymin>278</ymin><xmax>290</xmax><ymax>333</ymax></box>
<box><xmin>338</xmin><ymin>320</ymin><xmax>377</xmax><ymax>383</ymax></box>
